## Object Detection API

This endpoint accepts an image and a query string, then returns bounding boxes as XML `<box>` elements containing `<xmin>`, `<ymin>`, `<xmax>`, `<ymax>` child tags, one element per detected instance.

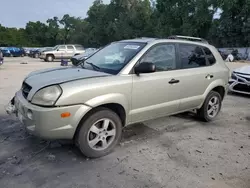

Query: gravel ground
<box><xmin>0</xmin><ymin>57</ymin><xmax>249</xmax><ymax>188</ymax></box>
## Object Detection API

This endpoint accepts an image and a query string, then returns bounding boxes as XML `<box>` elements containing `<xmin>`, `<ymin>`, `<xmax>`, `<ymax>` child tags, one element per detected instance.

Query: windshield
<box><xmin>52</xmin><ymin>45</ymin><xmax>59</xmax><ymax>50</ymax></box>
<box><xmin>84</xmin><ymin>42</ymin><xmax>146</xmax><ymax>74</ymax></box>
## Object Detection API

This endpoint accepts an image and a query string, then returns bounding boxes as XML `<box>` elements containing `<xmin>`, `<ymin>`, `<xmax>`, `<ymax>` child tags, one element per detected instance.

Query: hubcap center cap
<box><xmin>99</xmin><ymin>131</ymin><xmax>107</xmax><ymax>138</ymax></box>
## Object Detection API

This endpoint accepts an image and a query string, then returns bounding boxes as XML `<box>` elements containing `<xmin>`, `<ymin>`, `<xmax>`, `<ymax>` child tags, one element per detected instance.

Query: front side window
<box><xmin>84</xmin><ymin>42</ymin><xmax>146</xmax><ymax>74</ymax></box>
<box><xmin>140</xmin><ymin>44</ymin><xmax>176</xmax><ymax>71</ymax></box>
<box><xmin>58</xmin><ymin>46</ymin><xmax>66</xmax><ymax>50</ymax></box>
<box><xmin>179</xmin><ymin>44</ymin><xmax>207</xmax><ymax>69</ymax></box>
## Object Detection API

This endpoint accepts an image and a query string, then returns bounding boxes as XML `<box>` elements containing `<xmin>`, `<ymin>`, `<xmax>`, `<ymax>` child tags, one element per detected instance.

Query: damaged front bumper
<box><xmin>229</xmin><ymin>72</ymin><xmax>250</xmax><ymax>95</ymax></box>
<box><xmin>5</xmin><ymin>97</ymin><xmax>17</xmax><ymax>114</ymax></box>
<box><xmin>6</xmin><ymin>91</ymin><xmax>92</xmax><ymax>140</ymax></box>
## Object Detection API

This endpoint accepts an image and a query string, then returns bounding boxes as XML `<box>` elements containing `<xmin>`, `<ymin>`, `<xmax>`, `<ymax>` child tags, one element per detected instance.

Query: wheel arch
<box><xmin>46</xmin><ymin>53</ymin><xmax>55</xmax><ymax>59</ymax></box>
<box><xmin>199</xmin><ymin>80</ymin><xmax>227</xmax><ymax>108</ymax></box>
<box><xmin>73</xmin><ymin>102</ymin><xmax>127</xmax><ymax>140</ymax></box>
<box><xmin>211</xmin><ymin>86</ymin><xmax>226</xmax><ymax>100</ymax></box>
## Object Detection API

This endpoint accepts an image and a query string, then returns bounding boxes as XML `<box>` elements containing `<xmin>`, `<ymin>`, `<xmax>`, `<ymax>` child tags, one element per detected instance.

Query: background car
<box><xmin>229</xmin><ymin>65</ymin><xmax>250</xmax><ymax>95</ymax></box>
<box><xmin>1</xmin><ymin>49</ymin><xmax>12</xmax><ymax>57</ymax></box>
<box><xmin>2</xmin><ymin>47</ymin><xmax>25</xmax><ymax>57</ymax></box>
<box><xmin>29</xmin><ymin>48</ymin><xmax>41</xmax><ymax>58</ymax></box>
<box><xmin>40</xmin><ymin>44</ymin><xmax>85</xmax><ymax>62</ymax></box>
<box><xmin>71</xmin><ymin>48</ymin><xmax>98</xmax><ymax>66</ymax></box>
<box><xmin>0</xmin><ymin>49</ymin><xmax>3</xmax><ymax>66</ymax></box>
<box><xmin>29</xmin><ymin>47</ymin><xmax>53</xmax><ymax>58</ymax></box>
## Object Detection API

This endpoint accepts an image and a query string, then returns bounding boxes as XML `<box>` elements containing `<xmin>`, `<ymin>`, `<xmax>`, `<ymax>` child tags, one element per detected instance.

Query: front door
<box><xmin>130</xmin><ymin>43</ymin><xmax>181</xmax><ymax>123</ymax></box>
<box><xmin>54</xmin><ymin>45</ymin><xmax>67</xmax><ymax>59</ymax></box>
<box><xmin>66</xmin><ymin>45</ymin><xmax>75</xmax><ymax>58</ymax></box>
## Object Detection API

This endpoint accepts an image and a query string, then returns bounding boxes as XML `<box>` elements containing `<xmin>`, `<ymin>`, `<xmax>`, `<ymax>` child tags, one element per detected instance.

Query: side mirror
<box><xmin>134</xmin><ymin>62</ymin><xmax>156</xmax><ymax>75</ymax></box>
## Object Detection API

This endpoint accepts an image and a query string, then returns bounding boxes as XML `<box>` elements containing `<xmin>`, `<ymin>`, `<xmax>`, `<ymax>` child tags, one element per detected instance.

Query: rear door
<box><xmin>176</xmin><ymin>43</ymin><xmax>214</xmax><ymax>111</ymax></box>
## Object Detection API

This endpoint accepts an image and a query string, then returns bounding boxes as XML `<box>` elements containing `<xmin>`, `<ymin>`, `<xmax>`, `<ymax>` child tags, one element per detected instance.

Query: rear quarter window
<box><xmin>202</xmin><ymin>47</ymin><xmax>216</xmax><ymax>65</ymax></box>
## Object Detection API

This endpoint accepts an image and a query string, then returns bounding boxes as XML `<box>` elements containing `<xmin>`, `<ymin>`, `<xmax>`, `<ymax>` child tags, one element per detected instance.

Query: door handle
<box><xmin>169</xmin><ymin>79</ymin><xmax>180</xmax><ymax>84</ymax></box>
<box><xmin>206</xmin><ymin>74</ymin><xmax>214</xmax><ymax>79</ymax></box>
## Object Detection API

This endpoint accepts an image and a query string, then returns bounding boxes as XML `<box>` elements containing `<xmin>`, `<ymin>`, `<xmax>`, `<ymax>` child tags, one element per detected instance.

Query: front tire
<box><xmin>76</xmin><ymin>108</ymin><xmax>122</xmax><ymax>158</ymax></box>
<box><xmin>197</xmin><ymin>91</ymin><xmax>222</xmax><ymax>122</ymax></box>
<box><xmin>46</xmin><ymin>55</ymin><xmax>54</xmax><ymax>62</ymax></box>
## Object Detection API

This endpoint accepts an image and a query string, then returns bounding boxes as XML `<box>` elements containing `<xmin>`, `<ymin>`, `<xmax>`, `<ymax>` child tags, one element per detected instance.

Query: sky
<box><xmin>0</xmin><ymin>0</ymin><xmax>109</xmax><ymax>28</ymax></box>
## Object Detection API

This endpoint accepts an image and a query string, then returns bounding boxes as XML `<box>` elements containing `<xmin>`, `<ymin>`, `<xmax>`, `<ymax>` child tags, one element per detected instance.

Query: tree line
<box><xmin>0</xmin><ymin>0</ymin><xmax>249</xmax><ymax>48</ymax></box>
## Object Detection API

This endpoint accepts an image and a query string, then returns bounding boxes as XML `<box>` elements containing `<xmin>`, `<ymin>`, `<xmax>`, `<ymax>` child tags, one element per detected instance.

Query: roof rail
<box><xmin>167</xmin><ymin>35</ymin><xmax>209</xmax><ymax>44</ymax></box>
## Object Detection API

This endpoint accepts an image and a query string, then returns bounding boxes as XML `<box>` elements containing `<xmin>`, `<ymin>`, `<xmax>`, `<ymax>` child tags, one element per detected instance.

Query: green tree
<box><xmin>46</xmin><ymin>17</ymin><xmax>60</xmax><ymax>46</ymax></box>
<box><xmin>25</xmin><ymin>21</ymin><xmax>48</xmax><ymax>46</ymax></box>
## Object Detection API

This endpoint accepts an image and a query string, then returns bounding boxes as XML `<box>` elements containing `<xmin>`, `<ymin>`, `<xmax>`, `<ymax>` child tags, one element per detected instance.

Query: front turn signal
<box><xmin>61</xmin><ymin>112</ymin><xmax>71</xmax><ymax>118</ymax></box>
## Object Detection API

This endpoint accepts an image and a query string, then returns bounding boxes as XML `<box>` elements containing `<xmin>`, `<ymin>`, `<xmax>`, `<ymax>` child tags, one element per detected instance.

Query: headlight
<box><xmin>31</xmin><ymin>85</ymin><xmax>62</xmax><ymax>106</ymax></box>
<box><xmin>231</xmin><ymin>72</ymin><xmax>237</xmax><ymax>80</ymax></box>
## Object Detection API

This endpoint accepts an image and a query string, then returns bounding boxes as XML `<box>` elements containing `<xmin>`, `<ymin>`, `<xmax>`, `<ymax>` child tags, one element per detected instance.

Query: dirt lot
<box><xmin>0</xmin><ymin>57</ymin><xmax>249</xmax><ymax>188</ymax></box>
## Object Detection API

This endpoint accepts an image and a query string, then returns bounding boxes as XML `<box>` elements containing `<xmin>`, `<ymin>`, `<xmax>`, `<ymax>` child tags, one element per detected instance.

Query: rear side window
<box><xmin>202</xmin><ymin>47</ymin><xmax>216</xmax><ymax>65</ymax></box>
<box><xmin>179</xmin><ymin>44</ymin><xmax>207</xmax><ymax>69</ymax></box>
<box><xmin>58</xmin><ymin>46</ymin><xmax>66</xmax><ymax>50</ymax></box>
<box><xmin>67</xmin><ymin>45</ymin><xmax>74</xmax><ymax>50</ymax></box>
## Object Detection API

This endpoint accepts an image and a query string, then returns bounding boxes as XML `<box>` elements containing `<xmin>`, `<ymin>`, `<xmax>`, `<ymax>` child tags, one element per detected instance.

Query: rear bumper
<box><xmin>14</xmin><ymin>90</ymin><xmax>91</xmax><ymax>140</ymax></box>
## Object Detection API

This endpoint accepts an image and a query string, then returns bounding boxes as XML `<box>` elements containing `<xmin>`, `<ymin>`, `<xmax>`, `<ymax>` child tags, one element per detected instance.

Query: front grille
<box><xmin>22</xmin><ymin>82</ymin><xmax>32</xmax><ymax>99</ymax></box>
<box><xmin>238</xmin><ymin>75</ymin><xmax>250</xmax><ymax>82</ymax></box>
<box><xmin>233</xmin><ymin>83</ymin><xmax>250</xmax><ymax>93</ymax></box>
<box><xmin>235</xmin><ymin>72</ymin><xmax>250</xmax><ymax>82</ymax></box>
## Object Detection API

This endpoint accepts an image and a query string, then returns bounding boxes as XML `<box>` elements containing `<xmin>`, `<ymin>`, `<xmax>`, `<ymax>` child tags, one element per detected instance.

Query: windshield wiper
<box><xmin>85</xmin><ymin>62</ymin><xmax>100</xmax><ymax>70</ymax></box>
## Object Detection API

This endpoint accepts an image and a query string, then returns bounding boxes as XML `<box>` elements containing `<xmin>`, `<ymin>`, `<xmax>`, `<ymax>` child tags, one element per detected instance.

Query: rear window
<box><xmin>75</xmin><ymin>45</ymin><xmax>84</xmax><ymax>50</ymax></box>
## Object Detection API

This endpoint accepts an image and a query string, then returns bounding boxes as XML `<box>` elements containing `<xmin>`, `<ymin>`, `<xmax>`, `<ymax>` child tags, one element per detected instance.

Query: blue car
<box><xmin>2</xmin><ymin>49</ymin><xmax>11</xmax><ymax>57</ymax></box>
<box><xmin>0</xmin><ymin>49</ymin><xmax>3</xmax><ymax>66</ymax></box>
<box><xmin>29</xmin><ymin>48</ymin><xmax>42</xmax><ymax>58</ymax></box>
<box><xmin>2</xmin><ymin>47</ymin><xmax>25</xmax><ymax>57</ymax></box>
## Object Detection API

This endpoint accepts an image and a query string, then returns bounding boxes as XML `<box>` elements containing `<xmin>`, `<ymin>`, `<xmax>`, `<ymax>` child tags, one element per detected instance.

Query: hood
<box><xmin>234</xmin><ymin>65</ymin><xmax>250</xmax><ymax>75</ymax></box>
<box><xmin>42</xmin><ymin>49</ymin><xmax>53</xmax><ymax>52</ymax></box>
<box><xmin>24</xmin><ymin>67</ymin><xmax>111</xmax><ymax>90</ymax></box>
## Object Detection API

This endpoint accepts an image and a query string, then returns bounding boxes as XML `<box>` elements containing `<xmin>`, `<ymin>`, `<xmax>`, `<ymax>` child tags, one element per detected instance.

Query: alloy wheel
<box><xmin>87</xmin><ymin>118</ymin><xmax>116</xmax><ymax>151</ymax></box>
<box><xmin>207</xmin><ymin>96</ymin><xmax>220</xmax><ymax>118</ymax></box>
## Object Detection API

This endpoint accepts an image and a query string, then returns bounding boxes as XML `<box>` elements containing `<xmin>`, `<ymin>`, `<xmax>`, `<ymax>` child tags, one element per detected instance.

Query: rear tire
<box><xmin>197</xmin><ymin>91</ymin><xmax>222</xmax><ymax>122</ymax></box>
<box><xmin>76</xmin><ymin>108</ymin><xmax>122</xmax><ymax>158</ymax></box>
<box><xmin>46</xmin><ymin>55</ymin><xmax>54</xmax><ymax>62</ymax></box>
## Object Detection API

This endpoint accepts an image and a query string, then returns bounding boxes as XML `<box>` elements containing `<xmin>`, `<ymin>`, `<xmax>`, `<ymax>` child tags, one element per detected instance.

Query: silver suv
<box><xmin>8</xmin><ymin>37</ymin><xmax>230</xmax><ymax>158</ymax></box>
<box><xmin>39</xmin><ymin>44</ymin><xmax>85</xmax><ymax>62</ymax></box>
